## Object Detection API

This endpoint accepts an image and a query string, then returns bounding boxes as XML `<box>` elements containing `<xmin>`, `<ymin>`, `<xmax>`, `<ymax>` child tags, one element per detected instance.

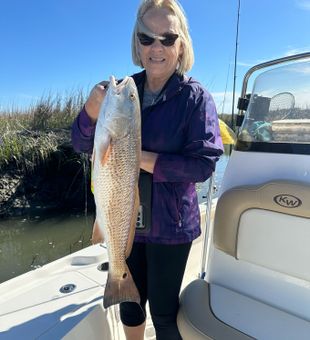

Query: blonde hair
<box><xmin>131</xmin><ymin>0</ymin><xmax>194</xmax><ymax>75</ymax></box>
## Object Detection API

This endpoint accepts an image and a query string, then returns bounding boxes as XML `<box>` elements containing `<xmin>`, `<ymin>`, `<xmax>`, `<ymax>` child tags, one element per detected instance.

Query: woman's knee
<box><xmin>120</xmin><ymin>302</ymin><xmax>146</xmax><ymax>327</ymax></box>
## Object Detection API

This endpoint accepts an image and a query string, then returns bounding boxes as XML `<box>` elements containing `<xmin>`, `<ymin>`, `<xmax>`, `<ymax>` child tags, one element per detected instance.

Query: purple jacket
<box><xmin>71</xmin><ymin>71</ymin><xmax>223</xmax><ymax>244</ymax></box>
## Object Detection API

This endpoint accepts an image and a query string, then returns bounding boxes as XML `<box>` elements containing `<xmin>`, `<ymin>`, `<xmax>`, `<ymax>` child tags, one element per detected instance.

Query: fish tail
<box><xmin>103</xmin><ymin>264</ymin><xmax>140</xmax><ymax>309</ymax></box>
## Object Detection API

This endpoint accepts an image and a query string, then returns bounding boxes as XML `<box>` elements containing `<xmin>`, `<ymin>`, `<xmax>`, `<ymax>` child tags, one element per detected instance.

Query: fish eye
<box><xmin>129</xmin><ymin>93</ymin><xmax>136</xmax><ymax>101</ymax></box>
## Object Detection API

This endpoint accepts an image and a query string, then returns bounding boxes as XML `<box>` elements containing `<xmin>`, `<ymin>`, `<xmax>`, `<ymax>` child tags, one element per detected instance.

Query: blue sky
<box><xmin>0</xmin><ymin>0</ymin><xmax>309</xmax><ymax>113</ymax></box>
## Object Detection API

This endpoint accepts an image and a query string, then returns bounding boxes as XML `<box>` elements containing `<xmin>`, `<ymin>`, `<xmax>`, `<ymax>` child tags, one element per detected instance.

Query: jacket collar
<box><xmin>132</xmin><ymin>70</ymin><xmax>190</xmax><ymax>105</ymax></box>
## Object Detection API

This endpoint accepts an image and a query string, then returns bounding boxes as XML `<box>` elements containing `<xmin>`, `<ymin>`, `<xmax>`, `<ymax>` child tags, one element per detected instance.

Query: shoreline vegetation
<box><xmin>0</xmin><ymin>90</ymin><xmax>85</xmax><ymax>171</ymax></box>
<box><xmin>0</xmin><ymin>90</ymin><xmax>95</xmax><ymax>218</ymax></box>
<box><xmin>0</xmin><ymin>91</ymin><xmax>233</xmax><ymax>219</ymax></box>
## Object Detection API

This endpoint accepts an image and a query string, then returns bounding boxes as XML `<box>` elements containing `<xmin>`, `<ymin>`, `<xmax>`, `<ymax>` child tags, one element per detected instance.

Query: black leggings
<box><xmin>120</xmin><ymin>241</ymin><xmax>192</xmax><ymax>340</ymax></box>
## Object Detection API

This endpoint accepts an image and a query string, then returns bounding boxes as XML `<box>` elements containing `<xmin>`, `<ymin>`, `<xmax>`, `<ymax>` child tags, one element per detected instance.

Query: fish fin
<box><xmin>90</xmin><ymin>151</ymin><xmax>95</xmax><ymax>194</ymax></box>
<box><xmin>92</xmin><ymin>135</ymin><xmax>111</xmax><ymax>193</ymax></box>
<box><xmin>103</xmin><ymin>263</ymin><xmax>140</xmax><ymax>309</ymax></box>
<box><xmin>94</xmin><ymin>134</ymin><xmax>111</xmax><ymax>166</ymax></box>
<box><xmin>91</xmin><ymin>219</ymin><xmax>104</xmax><ymax>244</ymax></box>
<box><xmin>125</xmin><ymin>185</ymin><xmax>139</xmax><ymax>258</ymax></box>
<box><xmin>101</xmin><ymin>143</ymin><xmax>112</xmax><ymax>166</ymax></box>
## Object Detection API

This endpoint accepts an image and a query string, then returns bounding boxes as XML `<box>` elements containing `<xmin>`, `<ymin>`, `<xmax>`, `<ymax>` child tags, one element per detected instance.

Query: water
<box><xmin>0</xmin><ymin>213</ymin><xmax>94</xmax><ymax>283</ymax></box>
<box><xmin>0</xmin><ymin>155</ymin><xmax>229</xmax><ymax>284</ymax></box>
<box><xmin>196</xmin><ymin>153</ymin><xmax>229</xmax><ymax>203</ymax></box>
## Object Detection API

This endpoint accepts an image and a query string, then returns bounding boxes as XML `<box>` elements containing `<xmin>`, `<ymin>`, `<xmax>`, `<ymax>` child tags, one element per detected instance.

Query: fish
<box><xmin>92</xmin><ymin>75</ymin><xmax>141</xmax><ymax>309</ymax></box>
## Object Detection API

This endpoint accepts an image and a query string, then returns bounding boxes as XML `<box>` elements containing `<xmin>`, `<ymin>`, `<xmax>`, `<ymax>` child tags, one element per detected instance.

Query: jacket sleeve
<box><xmin>71</xmin><ymin>106</ymin><xmax>96</xmax><ymax>154</ymax></box>
<box><xmin>153</xmin><ymin>90</ymin><xmax>223</xmax><ymax>183</ymax></box>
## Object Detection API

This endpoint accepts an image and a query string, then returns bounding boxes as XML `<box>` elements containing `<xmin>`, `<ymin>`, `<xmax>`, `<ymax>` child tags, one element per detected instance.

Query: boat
<box><xmin>0</xmin><ymin>205</ymin><xmax>209</xmax><ymax>340</ymax></box>
<box><xmin>1</xmin><ymin>52</ymin><xmax>310</xmax><ymax>339</ymax></box>
<box><xmin>177</xmin><ymin>52</ymin><xmax>310</xmax><ymax>339</ymax></box>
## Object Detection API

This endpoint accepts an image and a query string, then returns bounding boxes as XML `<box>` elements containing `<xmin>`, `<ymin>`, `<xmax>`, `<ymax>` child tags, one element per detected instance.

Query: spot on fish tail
<box><xmin>103</xmin><ymin>264</ymin><xmax>140</xmax><ymax>308</ymax></box>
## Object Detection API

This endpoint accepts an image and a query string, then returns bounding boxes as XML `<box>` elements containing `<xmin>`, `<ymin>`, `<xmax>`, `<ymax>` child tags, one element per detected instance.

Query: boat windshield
<box><xmin>238</xmin><ymin>61</ymin><xmax>310</xmax><ymax>148</ymax></box>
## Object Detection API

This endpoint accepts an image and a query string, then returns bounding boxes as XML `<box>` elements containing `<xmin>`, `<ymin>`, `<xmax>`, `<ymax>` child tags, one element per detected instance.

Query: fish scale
<box><xmin>99</xmin><ymin>136</ymin><xmax>138</xmax><ymax>270</ymax></box>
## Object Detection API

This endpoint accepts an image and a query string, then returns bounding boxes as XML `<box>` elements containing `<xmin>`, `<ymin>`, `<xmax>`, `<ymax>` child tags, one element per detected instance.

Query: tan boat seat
<box><xmin>178</xmin><ymin>181</ymin><xmax>310</xmax><ymax>339</ymax></box>
<box><xmin>177</xmin><ymin>279</ymin><xmax>253</xmax><ymax>340</ymax></box>
<box><xmin>214</xmin><ymin>181</ymin><xmax>310</xmax><ymax>281</ymax></box>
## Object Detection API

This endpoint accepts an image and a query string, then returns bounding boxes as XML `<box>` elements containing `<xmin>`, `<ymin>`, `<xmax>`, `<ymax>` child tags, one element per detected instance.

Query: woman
<box><xmin>72</xmin><ymin>1</ymin><xmax>223</xmax><ymax>339</ymax></box>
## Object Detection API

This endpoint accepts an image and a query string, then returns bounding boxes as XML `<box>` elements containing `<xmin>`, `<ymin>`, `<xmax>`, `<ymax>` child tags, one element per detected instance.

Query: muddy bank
<box><xmin>0</xmin><ymin>131</ymin><xmax>94</xmax><ymax>218</ymax></box>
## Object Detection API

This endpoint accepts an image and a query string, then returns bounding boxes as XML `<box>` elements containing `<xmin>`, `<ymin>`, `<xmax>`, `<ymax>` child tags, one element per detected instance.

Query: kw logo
<box><xmin>273</xmin><ymin>194</ymin><xmax>302</xmax><ymax>208</ymax></box>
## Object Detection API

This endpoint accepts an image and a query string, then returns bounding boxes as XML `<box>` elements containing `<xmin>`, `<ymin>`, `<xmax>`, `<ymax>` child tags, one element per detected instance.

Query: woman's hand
<box><xmin>85</xmin><ymin>80</ymin><xmax>109</xmax><ymax>124</ymax></box>
<box><xmin>140</xmin><ymin>151</ymin><xmax>158</xmax><ymax>174</ymax></box>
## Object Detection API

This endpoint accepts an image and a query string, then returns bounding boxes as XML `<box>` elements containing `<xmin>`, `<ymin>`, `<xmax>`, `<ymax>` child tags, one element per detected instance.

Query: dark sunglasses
<box><xmin>137</xmin><ymin>32</ymin><xmax>179</xmax><ymax>47</ymax></box>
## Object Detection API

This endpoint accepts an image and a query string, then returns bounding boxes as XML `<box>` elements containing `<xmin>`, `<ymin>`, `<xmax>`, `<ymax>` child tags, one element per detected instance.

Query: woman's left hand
<box><xmin>140</xmin><ymin>151</ymin><xmax>158</xmax><ymax>174</ymax></box>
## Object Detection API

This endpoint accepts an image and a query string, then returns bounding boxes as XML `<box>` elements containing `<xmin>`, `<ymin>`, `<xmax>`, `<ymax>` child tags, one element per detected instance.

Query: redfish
<box><xmin>92</xmin><ymin>76</ymin><xmax>141</xmax><ymax>309</ymax></box>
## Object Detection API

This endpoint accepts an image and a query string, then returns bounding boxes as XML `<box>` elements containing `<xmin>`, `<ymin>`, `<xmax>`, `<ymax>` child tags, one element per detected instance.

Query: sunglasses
<box><xmin>137</xmin><ymin>32</ymin><xmax>179</xmax><ymax>47</ymax></box>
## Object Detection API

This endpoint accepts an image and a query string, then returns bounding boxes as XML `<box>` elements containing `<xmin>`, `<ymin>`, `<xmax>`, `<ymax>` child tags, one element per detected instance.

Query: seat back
<box><xmin>214</xmin><ymin>181</ymin><xmax>310</xmax><ymax>281</ymax></box>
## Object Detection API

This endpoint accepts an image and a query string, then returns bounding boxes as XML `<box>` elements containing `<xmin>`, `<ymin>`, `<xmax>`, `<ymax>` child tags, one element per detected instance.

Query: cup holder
<box><xmin>97</xmin><ymin>262</ymin><xmax>109</xmax><ymax>272</ymax></box>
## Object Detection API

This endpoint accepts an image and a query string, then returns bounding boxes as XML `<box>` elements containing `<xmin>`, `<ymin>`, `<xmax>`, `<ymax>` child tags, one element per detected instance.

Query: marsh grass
<box><xmin>0</xmin><ymin>89</ymin><xmax>85</xmax><ymax>172</ymax></box>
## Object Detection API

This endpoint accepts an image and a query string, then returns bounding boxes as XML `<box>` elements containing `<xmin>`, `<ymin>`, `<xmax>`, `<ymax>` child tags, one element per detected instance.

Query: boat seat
<box><xmin>178</xmin><ymin>180</ymin><xmax>310</xmax><ymax>339</ymax></box>
<box><xmin>214</xmin><ymin>180</ymin><xmax>310</xmax><ymax>281</ymax></box>
<box><xmin>177</xmin><ymin>279</ymin><xmax>253</xmax><ymax>339</ymax></box>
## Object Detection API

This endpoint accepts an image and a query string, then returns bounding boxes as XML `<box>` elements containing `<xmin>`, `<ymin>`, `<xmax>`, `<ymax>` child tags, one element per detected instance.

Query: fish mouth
<box><xmin>109</xmin><ymin>76</ymin><xmax>132</xmax><ymax>88</ymax></box>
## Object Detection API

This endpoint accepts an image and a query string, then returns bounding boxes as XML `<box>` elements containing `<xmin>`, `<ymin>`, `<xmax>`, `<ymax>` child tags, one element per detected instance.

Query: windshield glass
<box><xmin>239</xmin><ymin>60</ymin><xmax>310</xmax><ymax>144</ymax></box>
